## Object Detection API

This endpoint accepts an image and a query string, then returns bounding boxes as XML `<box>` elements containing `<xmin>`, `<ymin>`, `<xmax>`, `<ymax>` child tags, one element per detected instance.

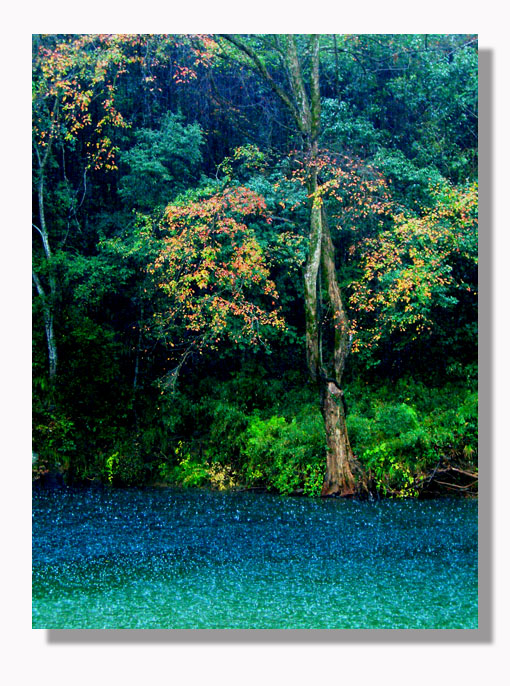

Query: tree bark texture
<box><xmin>318</xmin><ymin>210</ymin><xmax>360</xmax><ymax>495</ymax></box>
<box><xmin>320</xmin><ymin>381</ymin><xmax>356</xmax><ymax>495</ymax></box>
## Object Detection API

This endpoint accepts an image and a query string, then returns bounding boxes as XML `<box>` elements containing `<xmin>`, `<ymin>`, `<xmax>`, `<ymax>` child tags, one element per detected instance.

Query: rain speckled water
<box><xmin>32</xmin><ymin>487</ymin><xmax>477</xmax><ymax>629</ymax></box>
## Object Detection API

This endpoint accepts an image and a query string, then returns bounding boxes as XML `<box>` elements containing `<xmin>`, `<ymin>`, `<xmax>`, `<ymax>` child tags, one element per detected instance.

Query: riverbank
<box><xmin>33</xmin><ymin>451</ymin><xmax>478</xmax><ymax>500</ymax></box>
<box><xmin>33</xmin><ymin>372</ymin><xmax>478</xmax><ymax>499</ymax></box>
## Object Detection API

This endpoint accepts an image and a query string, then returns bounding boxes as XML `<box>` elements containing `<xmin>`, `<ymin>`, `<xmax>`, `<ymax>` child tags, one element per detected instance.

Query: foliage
<box><xmin>33</xmin><ymin>34</ymin><xmax>145</xmax><ymax>170</ymax></box>
<box><xmin>345</xmin><ymin>377</ymin><xmax>478</xmax><ymax>497</ymax></box>
<box><xmin>159</xmin><ymin>442</ymin><xmax>210</xmax><ymax>488</ymax></box>
<box><xmin>104</xmin><ymin>444</ymin><xmax>147</xmax><ymax>486</ymax></box>
<box><xmin>240</xmin><ymin>409</ymin><xmax>326</xmax><ymax>496</ymax></box>
<box><xmin>118</xmin><ymin>112</ymin><xmax>204</xmax><ymax>209</ymax></box>
<box><xmin>319</xmin><ymin>34</ymin><xmax>477</xmax><ymax>183</ymax></box>
<box><xmin>33</xmin><ymin>411</ymin><xmax>76</xmax><ymax>475</ymax></box>
<box><xmin>32</xmin><ymin>34</ymin><xmax>478</xmax><ymax>496</ymax></box>
<box><xmin>149</xmin><ymin>185</ymin><xmax>286</xmax><ymax>385</ymax></box>
<box><xmin>157</xmin><ymin>441</ymin><xmax>238</xmax><ymax>490</ymax></box>
<box><xmin>349</xmin><ymin>181</ymin><xmax>477</xmax><ymax>358</ymax></box>
<box><xmin>363</xmin><ymin>444</ymin><xmax>418</xmax><ymax>498</ymax></box>
<box><xmin>206</xmin><ymin>402</ymin><xmax>250</xmax><ymax>467</ymax></box>
<box><xmin>321</xmin><ymin>98</ymin><xmax>384</xmax><ymax>157</ymax></box>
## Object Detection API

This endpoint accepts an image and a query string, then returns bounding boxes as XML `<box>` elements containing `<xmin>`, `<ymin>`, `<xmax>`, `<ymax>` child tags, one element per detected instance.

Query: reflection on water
<box><xmin>32</xmin><ymin>487</ymin><xmax>478</xmax><ymax>629</ymax></box>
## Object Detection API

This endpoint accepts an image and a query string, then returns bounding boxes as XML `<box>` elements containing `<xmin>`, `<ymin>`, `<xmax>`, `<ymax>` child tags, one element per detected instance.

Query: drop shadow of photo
<box><xmin>46</xmin><ymin>47</ymin><xmax>492</xmax><ymax>648</ymax></box>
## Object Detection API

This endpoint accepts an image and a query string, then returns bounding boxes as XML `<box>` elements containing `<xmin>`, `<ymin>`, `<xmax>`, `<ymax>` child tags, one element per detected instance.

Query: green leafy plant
<box><xmin>240</xmin><ymin>408</ymin><xmax>325</xmax><ymax>496</ymax></box>
<box><xmin>346</xmin><ymin>379</ymin><xmax>478</xmax><ymax>496</ymax></box>
<box><xmin>118</xmin><ymin>112</ymin><xmax>204</xmax><ymax>209</ymax></box>
<box><xmin>32</xmin><ymin>412</ymin><xmax>76</xmax><ymax>477</ymax></box>
<box><xmin>105</xmin><ymin>451</ymin><xmax>119</xmax><ymax>485</ymax></box>
<box><xmin>363</xmin><ymin>443</ymin><xmax>418</xmax><ymax>498</ymax></box>
<box><xmin>159</xmin><ymin>441</ymin><xmax>210</xmax><ymax>488</ymax></box>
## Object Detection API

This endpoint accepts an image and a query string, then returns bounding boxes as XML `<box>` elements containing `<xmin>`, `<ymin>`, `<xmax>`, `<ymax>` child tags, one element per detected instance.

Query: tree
<box><xmin>32</xmin><ymin>34</ymin><xmax>143</xmax><ymax>382</ymax></box>
<box><xmin>218</xmin><ymin>34</ymin><xmax>368</xmax><ymax>495</ymax></box>
<box><xmin>349</xmin><ymin>180</ymin><xmax>478</xmax><ymax>360</ymax></box>
<box><xmin>117</xmin><ymin>112</ymin><xmax>204</xmax><ymax>210</ymax></box>
<box><xmin>148</xmin><ymin>185</ymin><xmax>286</xmax><ymax>389</ymax></box>
<box><xmin>32</xmin><ymin>33</ymin><xmax>214</xmax><ymax>384</ymax></box>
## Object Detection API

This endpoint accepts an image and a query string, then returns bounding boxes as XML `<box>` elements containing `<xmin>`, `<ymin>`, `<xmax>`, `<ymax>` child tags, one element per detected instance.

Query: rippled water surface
<box><xmin>32</xmin><ymin>487</ymin><xmax>477</xmax><ymax>629</ymax></box>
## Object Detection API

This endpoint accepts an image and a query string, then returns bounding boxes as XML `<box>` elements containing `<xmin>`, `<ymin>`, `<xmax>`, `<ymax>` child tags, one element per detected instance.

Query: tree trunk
<box><xmin>318</xmin><ymin>211</ymin><xmax>362</xmax><ymax>495</ymax></box>
<box><xmin>32</xmin><ymin>270</ymin><xmax>58</xmax><ymax>381</ymax></box>
<box><xmin>33</xmin><ymin>156</ymin><xmax>58</xmax><ymax>382</ymax></box>
<box><xmin>320</xmin><ymin>381</ymin><xmax>356</xmax><ymax>496</ymax></box>
<box><xmin>302</xmin><ymin>201</ymin><xmax>361</xmax><ymax>496</ymax></box>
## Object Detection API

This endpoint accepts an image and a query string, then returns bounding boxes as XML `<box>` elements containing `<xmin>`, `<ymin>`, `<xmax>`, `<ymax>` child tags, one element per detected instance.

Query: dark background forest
<box><xmin>32</xmin><ymin>34</ymin><xmax>478</xmax><ymax>497</ymax></box>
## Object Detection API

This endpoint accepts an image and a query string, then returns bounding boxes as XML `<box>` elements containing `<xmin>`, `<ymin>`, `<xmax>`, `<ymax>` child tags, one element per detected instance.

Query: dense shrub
<box><xmin>240</xmin><ymin>407</ymin><xmax>326</xmax><ymax>496</ymax></box>
<box><xmin>32</xmin><ymin>362</ymin><xmax>477</xmax><ymax>499</ymax></box>
<box><xmin>32</xmin><ymin>410</ymin><xmax>76</xmax><ymax>478</ymax></box>
<box><xmin>345</xmin><ymin>377</ymin><xmax>478</xmax><ymax>496</ymax></box>
<box><xmin>206</xmin><ymin>402</ymin><xmax>250</xmax><ymax>467</ymax></box>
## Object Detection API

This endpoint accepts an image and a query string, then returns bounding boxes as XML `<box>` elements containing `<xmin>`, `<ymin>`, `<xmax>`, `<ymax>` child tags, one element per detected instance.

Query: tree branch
<box><xmin>32</xmin><ymin>268</ymin><xmax>46</xmax><ymax>299</ymax></box>
<box><xmin>219</xmin><ymin>34</ymin><xmax>303</xmax><ymax>134</ymax></box>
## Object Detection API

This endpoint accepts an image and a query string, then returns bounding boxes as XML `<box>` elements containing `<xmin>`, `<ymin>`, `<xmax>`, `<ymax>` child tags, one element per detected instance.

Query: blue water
<box><xmin>32</xmin><ymin>487</ymin><xmax>478</xmax><ymax>629</ymax></box>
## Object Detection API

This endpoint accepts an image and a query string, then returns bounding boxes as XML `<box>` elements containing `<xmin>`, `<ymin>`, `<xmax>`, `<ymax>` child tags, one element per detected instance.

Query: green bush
<box><xmin>207</xmin><ymin>402</ymin><xmax>250</xmax><ymax>467</ymax></box>
<box><xmin>157</xmin><ymin>441</ymin><xmax>238</xmax><ymax>490</ymax></box>
<box><xmin>32</xmin><ymin>411</ymin><xmax>76</xmax><ymax>477</ymax></box>
<box><xmin>345</xmin><ymin>378</ymin><xmax>478</xmax><ymax>496</ymax></box>
<box><xmin>240</xmin><ymin>407</ymin><xmax>326</xmax><ymax>496</ymax></box>
<box><xmin>118</xmin><ymin>112</ymin><xmax>204</xmax><ymax>210</ymax></box>
<box><xmin>158</xmin><ymin>441</ymin><xmax>210</xmax><ymax>488</ymax></box>
<box><xmin>363</xmin><ymin>443</ymin><xmax>418</xmax><ymax>498</ymax></box>
<box><xmin>106</xmin><ymin>444</ymin><xmax>146</xmax><ymax>486</ymax></box>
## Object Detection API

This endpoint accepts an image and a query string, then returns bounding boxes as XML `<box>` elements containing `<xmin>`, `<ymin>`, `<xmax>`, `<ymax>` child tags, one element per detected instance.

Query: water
<box><xmin>32</xmin><ymin>487</ymin><xmax>478</xmax><ymax>629</ymax></box>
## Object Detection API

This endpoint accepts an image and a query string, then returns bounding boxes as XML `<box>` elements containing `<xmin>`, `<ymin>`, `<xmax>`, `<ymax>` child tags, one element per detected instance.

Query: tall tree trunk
<box><xmin>333</xmin><ymin>35</ymin><xmax>340</xmax><ymax>98</ymax></box>
<box><xmin>320</xmin><ymin>381</ymin><xmax>356</xmax><ymax>495</ymax></box>
<box><xmin>319</xmin><ymin>211</ymin><xmax>359</xmax><ymax>495</ymax></box>
<box><xmin>32</xmin><ymin>269</ymin><xmax>58</xmax><ymax>381</ymax></box>
<box><xmin>33</xmin><ymin>148</ymin><xmax>58</xmax><ymax>382</ymax></box>
<box><xmin>300</xmin><ymin>36</ymin><xmax>361</xmax><ymax>495</ymax></box>
<box><xmin>303</xmin><ymin>202</ymin><xmax>359</xmax><ymax>495</ymax></box>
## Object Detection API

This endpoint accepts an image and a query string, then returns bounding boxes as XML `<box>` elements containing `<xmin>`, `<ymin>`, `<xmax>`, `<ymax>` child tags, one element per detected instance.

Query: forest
<box><xmin>32</xmin><ymin>34</ymin><xmax>478</xmax><ymax>499</ymax></box>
